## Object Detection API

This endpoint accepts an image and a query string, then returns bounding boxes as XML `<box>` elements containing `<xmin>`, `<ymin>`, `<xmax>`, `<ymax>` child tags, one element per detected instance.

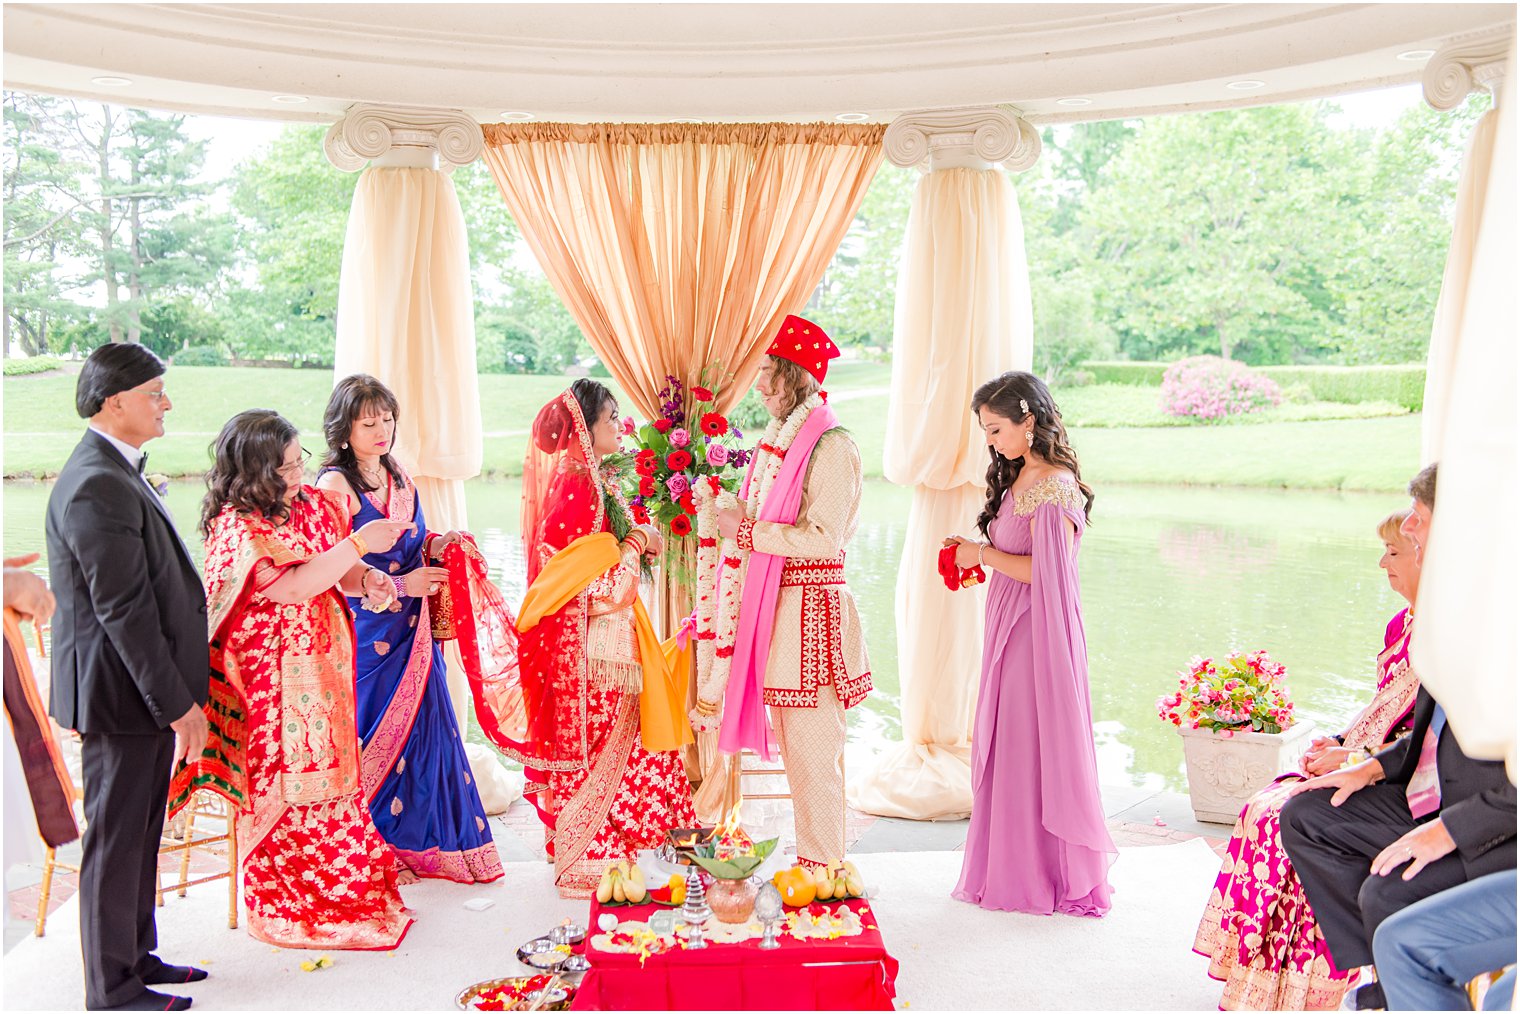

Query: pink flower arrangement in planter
<box><xmin>1159</xmin><ymin>355</ymin><xmax>1282</xmax><ymax>422</ymax></box>
<box><xmin>1157</xmin><ymin>650</ymin><xmax>1295</xmax><ymax>735</ymax></box>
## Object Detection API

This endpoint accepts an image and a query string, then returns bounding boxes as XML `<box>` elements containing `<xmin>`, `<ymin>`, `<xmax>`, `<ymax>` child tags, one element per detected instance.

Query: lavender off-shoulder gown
<box><xmin>953</xmin><ymin>476</ymin><xmax>1116</xmax><ymax>916</ymax></box>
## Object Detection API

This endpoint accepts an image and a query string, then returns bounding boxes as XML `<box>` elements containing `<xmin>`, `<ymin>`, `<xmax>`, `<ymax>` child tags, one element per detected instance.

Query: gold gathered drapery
<box><xmin>480</xmin><ymin>121</ymin><xmax>885</xmax><ymax>808</ymax></box>
<box><xmin>847</xmin><ymin>168</ymin><xmax>1033</xmax><ymax>820</ymax></box>
<box><xmin>478</xmin><ymin>121</ymin><xmax>885</xmax><ymax>418</ymax></box>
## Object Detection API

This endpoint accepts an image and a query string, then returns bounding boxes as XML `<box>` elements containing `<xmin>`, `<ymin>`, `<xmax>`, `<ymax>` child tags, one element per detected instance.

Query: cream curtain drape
<box><xmin>334</xmin><ymin>166</ymin><xmax>483</xmax><ymax>733</ymax></box>
<box><xmin>1420</xmin><ymin>108</ymin><xmax>1500</xmax><ymax>460</ymax></box>
<box><xmin>848</xmin><ymin>168</ymin><xmax>1032</xmax><ymax>820</ymax></box>
<box><xmin>1411</xmin><ymin>53</ymin><xmax>1517</xmax><ymax>778</ymax></box>
<box><xmin>478</xmin><ymin>122</ymin><xmax>885</xmax><ymax>417</ymax></box>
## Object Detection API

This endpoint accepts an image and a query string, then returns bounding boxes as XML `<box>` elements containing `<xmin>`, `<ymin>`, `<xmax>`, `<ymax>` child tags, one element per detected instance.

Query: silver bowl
<box><xmin>516</xmin><ymin>936</ymin><xmax>569</xmax><ymax>972</ymax></box>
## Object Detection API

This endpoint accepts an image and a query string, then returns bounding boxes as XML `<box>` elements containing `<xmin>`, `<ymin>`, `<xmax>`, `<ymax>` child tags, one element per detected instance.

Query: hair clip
<box><xmin>1020</xmin><ymin>398</ymin><xmax>1029</xmax><ymax>415</ymax></box>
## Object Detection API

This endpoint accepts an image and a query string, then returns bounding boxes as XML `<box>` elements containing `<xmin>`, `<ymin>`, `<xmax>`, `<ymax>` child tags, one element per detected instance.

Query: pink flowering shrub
<box><xmin>1157</xmin><ymin>650</ymin><xmax>1295</xmax><ymax>734</ymax></box>
<box><xmin>1159</xmin><ymin>355</ymin><xmax>1281</xmax><ymax>421</ymax></box>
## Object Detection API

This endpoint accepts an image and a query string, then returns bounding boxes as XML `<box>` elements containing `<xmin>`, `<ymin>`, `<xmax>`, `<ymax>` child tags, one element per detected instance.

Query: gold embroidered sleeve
<box><xmin>1013</xmin><ymin>475</ymin><xmax>1086</xmax><ymax>517</ymax></box>
<box><xmin>750</xmin><ymin>431</ymin><xmax>862</xmax><ymax>560</ymax></box>
<box><xmin>585</xmin><ymin>541</ymin><xmax>643</xmax><ymax>615</ymax></box>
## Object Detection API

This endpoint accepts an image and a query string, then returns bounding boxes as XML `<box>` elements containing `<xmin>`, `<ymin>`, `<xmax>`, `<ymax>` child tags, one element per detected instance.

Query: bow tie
<box><xmin>137</xmin><ymin>453</ymin><xmax>148</xmax><ymax>476</ymax></box>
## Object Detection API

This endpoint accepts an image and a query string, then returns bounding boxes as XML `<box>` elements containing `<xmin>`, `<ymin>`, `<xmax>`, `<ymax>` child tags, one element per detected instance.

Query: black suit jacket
<box><xmin>1373</xmin><ymin>686</ymin><xmax>1516</xmax><ymax>877</ymax></box>
<box><xmin>45</xmin><ymin>430</ymin><xmax>208</xmax><ymax>735</ymax></box>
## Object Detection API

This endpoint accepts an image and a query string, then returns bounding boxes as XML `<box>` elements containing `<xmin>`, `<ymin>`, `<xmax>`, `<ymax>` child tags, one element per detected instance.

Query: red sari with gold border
<box><xmin>171</xmin><ymin>487</ymin><xmax>412</xmax><ymax>950</ymax></box>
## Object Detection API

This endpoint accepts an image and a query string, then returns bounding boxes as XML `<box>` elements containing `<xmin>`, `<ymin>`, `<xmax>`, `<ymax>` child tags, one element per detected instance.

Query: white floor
<box><xmin>1</xmin><ymin>827</ymin><xmax>1224</xmax><ymax>1011</ymax></box>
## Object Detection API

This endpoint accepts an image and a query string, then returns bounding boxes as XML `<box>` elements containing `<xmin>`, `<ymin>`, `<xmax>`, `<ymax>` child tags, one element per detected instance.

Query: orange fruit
<box><xmin>771</xmin><ymin>866</ymin><xmax>816</xmax><ymax>908</ymax></box>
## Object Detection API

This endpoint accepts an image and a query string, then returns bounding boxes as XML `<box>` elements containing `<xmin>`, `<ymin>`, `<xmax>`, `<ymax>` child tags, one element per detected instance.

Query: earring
<box><xmin>342</xmin><ymin>442</ymin><xmax>349</xmax><ymax>450</ymax></box>
<box><xmin>1026</xmin><ymin>430</ymin><xmax>1034</xmax><ymax>447</ymax></box>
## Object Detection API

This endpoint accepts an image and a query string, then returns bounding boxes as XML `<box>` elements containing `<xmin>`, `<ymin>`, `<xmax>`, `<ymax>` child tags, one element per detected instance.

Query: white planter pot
<box><xmin>1177</xmin><ymin>721</ymin><xmax>1317</xmax><ymax>824</ymax></box>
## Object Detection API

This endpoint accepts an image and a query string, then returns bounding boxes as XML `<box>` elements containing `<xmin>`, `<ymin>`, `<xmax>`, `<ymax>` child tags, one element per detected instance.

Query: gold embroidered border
<box><xmin>552</xmin><ymin>689</ymin><xmax>640</xmax><ymax>887</ymax></box>
<box><xmin>1013</xmin><ymin>474</ymin><xmax>1086</xmax><ymax>516</ymax></box>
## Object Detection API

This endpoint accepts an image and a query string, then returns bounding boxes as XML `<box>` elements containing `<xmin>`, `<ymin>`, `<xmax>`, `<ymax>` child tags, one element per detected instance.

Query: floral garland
<box><xmin>690</xmin><ymin>392</ymin><xmax>824</xmax><ymax>728</ymax></box>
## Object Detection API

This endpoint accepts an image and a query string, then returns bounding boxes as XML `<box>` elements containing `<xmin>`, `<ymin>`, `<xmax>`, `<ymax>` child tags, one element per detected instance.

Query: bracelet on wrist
<box><xmin>347</xmin><ymin>532</ymin><xmax>370</xmax><ymax>557</ymax></box>
<box><xmin>391</xmin><ymin>575</ymin><xmax>408</xmax><ymax>600</ymax></box>
<box><xmin>978</xmin><ymin>542</ymin><xmax>988</xmax><ymax>567</ymax></box>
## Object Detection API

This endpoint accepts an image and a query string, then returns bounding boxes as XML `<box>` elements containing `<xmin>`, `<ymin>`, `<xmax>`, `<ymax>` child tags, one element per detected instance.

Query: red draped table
<box><xmin>570</xmin><ymin>896</ymin><xmax>899</xmax><ymax>1010</ymax></box>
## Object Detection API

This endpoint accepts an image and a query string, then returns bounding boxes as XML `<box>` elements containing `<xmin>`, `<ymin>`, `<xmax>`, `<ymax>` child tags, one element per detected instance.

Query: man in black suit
<box><xmin>46</xmin><ymin>344</ymin><xmax>211</xmax><ymax>1011</ymax></box>
<box><xmin>1281</xmin><ymin>463</ymin><xmax>1517</xmax><ymax>1010</ymax></box>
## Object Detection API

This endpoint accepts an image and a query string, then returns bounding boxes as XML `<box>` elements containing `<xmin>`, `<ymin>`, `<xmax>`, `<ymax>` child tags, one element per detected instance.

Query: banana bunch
<box><xmin>811</xmin><ymin>860</ymin><xmax>865</xmax><ymax>900</ymax></box>
<box><xmin>595</xmin><ymin>859</ymin><xmax>647</xmax><ymax>904</ymax></box>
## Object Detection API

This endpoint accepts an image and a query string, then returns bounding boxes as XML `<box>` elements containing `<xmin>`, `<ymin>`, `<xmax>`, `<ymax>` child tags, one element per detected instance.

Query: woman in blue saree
<box><xmin>316</xmin><ymin>374</ymin><xmax>504</xmax><ymax>884</ymax></box>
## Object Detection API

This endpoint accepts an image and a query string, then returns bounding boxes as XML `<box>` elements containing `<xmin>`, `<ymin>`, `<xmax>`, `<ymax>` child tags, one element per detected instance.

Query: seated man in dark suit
<box><xmin>1281</xmin><ymin>463</ymin><xmax>1518</xmax><ymax>1010</ymax></box>
<box><xmin>46</xmin><ymin>344</ymin><xmax>211</xmax><ymax>1011</ymax></box>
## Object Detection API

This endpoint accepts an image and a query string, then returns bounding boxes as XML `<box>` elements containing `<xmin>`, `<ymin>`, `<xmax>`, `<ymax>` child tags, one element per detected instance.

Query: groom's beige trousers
<box><xmin>770</xmin><ymin>684</ymin><xmax>847</xmax><ymax>868</ymax></box>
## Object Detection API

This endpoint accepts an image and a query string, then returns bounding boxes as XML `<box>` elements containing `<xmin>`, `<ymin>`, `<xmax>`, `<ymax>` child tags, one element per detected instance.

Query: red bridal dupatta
<box><xmin>449</xmin><ymin>393</ymin><xmax>690</xmax><ymax>792</ymax></box>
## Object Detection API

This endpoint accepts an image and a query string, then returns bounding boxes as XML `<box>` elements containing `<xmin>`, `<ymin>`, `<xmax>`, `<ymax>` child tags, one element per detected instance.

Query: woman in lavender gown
<box><xmin>944</xmin><ymin>371</ymin><xmax>1116</xmax><ymax>916</ymax></box>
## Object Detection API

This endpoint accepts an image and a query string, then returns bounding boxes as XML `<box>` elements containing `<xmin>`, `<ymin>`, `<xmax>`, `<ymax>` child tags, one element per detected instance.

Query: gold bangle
<box><xmin>625</xmin><ymin>532</ymin><xmax>648</xmax><ymax>556</ymax></box>
<box><xmin>695</xmin><ymin>698</ymin><xmax>720</xmax><ymax>716</ymax></box>
<box><xmin>347</xmin><ymin>532</ymin><xmax>369</xmax><ymax>557</ymax></box>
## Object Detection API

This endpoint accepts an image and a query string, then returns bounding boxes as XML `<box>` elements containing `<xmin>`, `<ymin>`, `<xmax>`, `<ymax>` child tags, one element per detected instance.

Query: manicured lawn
<box><xmin>3</xmin><ymin>363</ymin><xmax>1419</xmax><ymax>490</ymax></box>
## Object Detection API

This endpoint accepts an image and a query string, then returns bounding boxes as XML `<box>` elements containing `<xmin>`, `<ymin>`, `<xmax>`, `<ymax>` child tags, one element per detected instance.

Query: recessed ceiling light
<box><xmin>669</xmin><ymin>118</ymin><xmax>703</xmax><ymax>124</ymax></box>
<box><xmin>1226</xmin><ymin>80</ymin><xmax>1267</xmax><ymax>91</ymax></box>
<box><xmin>1397</xmin><ymin>49</ymin><xmax>1436</xmax><ymax>62</ymax></box>
<box><xmin>498</xmin><ymin>111</ymin><xmax>534</xmax><ymax>121</ymax></box>
<box><xmin>1057</xmin><ymin>98</ymin><xmax>1093</xmax><ymax>107</ymax></box>
<box><xmin>835</xmin><ymin>112</ymin><xmax>869</xmax><ymax>122</ymax></box>
<box><xmin>271</xmin><ymin>94</ymin><xmax>307</xmax><ymax>104</ymax></box>
<box><xmin>90</xmin><ymin>76</ymin><xmax>132</xmax><ymax>87</ymax></box>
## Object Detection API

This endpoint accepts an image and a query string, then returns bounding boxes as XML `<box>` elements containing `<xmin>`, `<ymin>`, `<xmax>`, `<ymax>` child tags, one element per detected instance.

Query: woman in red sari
<box><xmin>173</xmin><ymin>409</ymin><xmax>414</xmax><ymax>950</ymax></box>
<box><xmin>1193</xmin><ymin>509</ymin><xmax>1423</xmax><ymax>1009</ymax></box>
<box><xmin>485</xmin><ymin>381</ymin><xmax>697</xmax><ymax>898</ymax></box>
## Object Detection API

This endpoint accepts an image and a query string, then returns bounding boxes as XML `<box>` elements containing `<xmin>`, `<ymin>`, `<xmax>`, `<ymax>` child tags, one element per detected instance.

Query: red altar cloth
<box><xmin>571</xmin><ymin>896</ymin><xmax>899</xmax><ymax>1011</ymax></box>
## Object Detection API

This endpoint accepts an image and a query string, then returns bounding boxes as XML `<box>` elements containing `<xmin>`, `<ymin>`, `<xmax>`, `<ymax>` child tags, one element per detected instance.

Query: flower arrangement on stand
<box><xmin>1156</xmin><ymin>650</ymin><xmax>1295</xmax><ymax>734</ymax></box>
<box><xmin>1157</xmin><ymin>650</ymin><xmax>1315</xmax><ymax>823</ymax></box>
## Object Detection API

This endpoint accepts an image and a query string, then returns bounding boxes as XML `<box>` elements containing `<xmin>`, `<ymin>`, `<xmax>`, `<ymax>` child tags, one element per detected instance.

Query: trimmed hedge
<box><xmin>1081</xmin><ymin>360</ymin><xmax>1425</xmax><ymax>411</ymax></box>
<box><xmin>172</xmin><ymin>345</ymin><xmax>229</xmax><ymax>367</ymax></box>
<box><xmin>2</xmin><ymin>355</ymin><xmax>63</xmax><ymax>376</ymax></box>
<box><xmin>1083</xmin><ymin>361</ymin><xmax>1169</xmax><ymax>386</ymax></box>
<box><xmin>1256</xmin><ymin>365</ymin><xmax>1424</xmax><ymax>411</ymax></box>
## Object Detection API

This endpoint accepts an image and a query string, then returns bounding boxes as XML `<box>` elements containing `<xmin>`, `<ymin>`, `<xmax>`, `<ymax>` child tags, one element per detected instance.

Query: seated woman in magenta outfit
<box><xmin>1193</xmin><ymin>509</ymin><xmax>1422</xmax><ymax>1011</ymax></box>
<box><xmin>944</xmin><ymin>371</ymin><xmax>1115</xmax><ymax>917</ymax></box>
<box><xmin>315</xmin><ymin>374</ymin><xmax>503</xmax><ymax>885</ymax></box>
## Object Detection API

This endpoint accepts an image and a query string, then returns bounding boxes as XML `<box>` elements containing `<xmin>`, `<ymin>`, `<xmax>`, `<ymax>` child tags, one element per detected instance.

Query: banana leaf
<box><xmin>688</xmin><ymin>836</ymin><xmax>779</xmax><ymax>879</ymax></box>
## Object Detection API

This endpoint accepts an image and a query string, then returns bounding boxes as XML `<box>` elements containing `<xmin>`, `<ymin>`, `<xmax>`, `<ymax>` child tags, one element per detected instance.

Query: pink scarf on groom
<box><xmin>719</xmin><ymin>403</ymin><xmax>840</xmax><ymax>761</ymax></box>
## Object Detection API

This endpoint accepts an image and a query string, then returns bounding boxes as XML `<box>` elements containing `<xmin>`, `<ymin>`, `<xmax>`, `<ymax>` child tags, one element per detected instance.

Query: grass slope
<box><xmin>3</xmin><ymin>364</ymin><xmax>1417</xmax><ymax>491</ymax></box>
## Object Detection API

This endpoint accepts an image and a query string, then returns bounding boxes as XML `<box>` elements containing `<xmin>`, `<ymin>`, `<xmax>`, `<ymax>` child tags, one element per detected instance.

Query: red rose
<box><xmin>692</xmin><ymin>386</ymin><xmax>715</xmax><ymax>402</ymax></box>
<box><xmin>631</xmin><ymin>504</ymin><xmax>651</xmax><ymax>525</ymax></box>
<box><xmin>669</xmin><ymin>515</ymin><xmax>693</xmax><ymax>537</ymax></box>
<box><xmin>652</xmin><ymin>419</ymin><xmax>673</xmax><ymax>433</ymax></box>
<box><xmin>699</xmin><ymin>412</ymin><xmax>728</xmax><ymax>437</ymax></box>
<box><xmin>638</xmin><ymin>476</ymin><xmax>656</xmax><ymax>497</ymax></box>
<box><xmin>666</xmin><ymin>450</ymin><xmax>693</xmax><ymax>471</ymax></box>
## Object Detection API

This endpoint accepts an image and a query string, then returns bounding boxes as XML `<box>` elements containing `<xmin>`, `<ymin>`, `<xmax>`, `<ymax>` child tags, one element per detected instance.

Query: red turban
<box><xmin>765</xmin><ymin>314</ymin><xmax>840</xmax><ymax>383</ymax></box>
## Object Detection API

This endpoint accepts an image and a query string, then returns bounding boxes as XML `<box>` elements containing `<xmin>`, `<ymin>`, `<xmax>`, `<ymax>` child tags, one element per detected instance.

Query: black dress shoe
<box><xmin>141</xmin><ymin>963</ymin><xmax>209</xmax><ymax>986</ymax></box>
<box><xmin>93</xmin><ymin>990</ymin><xmax>192</xmax><ymax>1011</ymax></box>
<box><xmin>1355</xmin><ymin>982</ymin><xmax>1386</xmax><ymax>1010</ymax></box>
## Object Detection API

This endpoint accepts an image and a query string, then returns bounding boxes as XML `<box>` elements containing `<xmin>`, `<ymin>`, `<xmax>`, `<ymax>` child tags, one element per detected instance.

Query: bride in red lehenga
<box><xmin>453</xmin><ymin>381</ymin><xmax>697</xmax><ymax>898</ymax></box>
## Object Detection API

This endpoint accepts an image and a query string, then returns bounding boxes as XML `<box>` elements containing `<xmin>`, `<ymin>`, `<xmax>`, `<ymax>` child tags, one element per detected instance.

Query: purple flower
<box><xmin>670</xmin><ymin>427</ymin><xmax>690</xmax><ymax>448</ymax></box>
<box><xmin>731</xmin><ymin>425</ymin><xmax>743</xmax><ymax>441</ymax></box>
<box><xmin>665</xmin><ymin>473</ymin><xmax>690</xmax><ymax>495</ymax></box>
<box><xmin>707</xmin><ymin>443</ymin><xmax>730</xmax><ymax>466</ymax></box>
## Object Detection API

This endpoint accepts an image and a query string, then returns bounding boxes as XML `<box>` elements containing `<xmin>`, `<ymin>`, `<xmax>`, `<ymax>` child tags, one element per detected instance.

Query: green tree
<box><xmin>810</xmin><ymin>164</ymin><xmax>917</xmax><ymax>351</ymax></box>
<box><xmin>4</xmin><ymin>92</ymin><xmax>90</xmax><ymax>356</ymax></box>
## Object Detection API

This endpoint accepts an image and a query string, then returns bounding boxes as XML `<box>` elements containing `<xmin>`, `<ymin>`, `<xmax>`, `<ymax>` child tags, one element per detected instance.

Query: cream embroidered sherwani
<box><xmin>737</xmin><ymin>428</ymin><xmax>872</xmax><ymax>867</ymax></box>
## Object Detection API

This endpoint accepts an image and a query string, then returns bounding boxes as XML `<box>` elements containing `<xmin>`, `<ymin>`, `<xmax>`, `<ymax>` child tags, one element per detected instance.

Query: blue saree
<box><xmin>332</xmin><ymin>467</ymin><xmax>504</xmax><ymax>884</ymax></box>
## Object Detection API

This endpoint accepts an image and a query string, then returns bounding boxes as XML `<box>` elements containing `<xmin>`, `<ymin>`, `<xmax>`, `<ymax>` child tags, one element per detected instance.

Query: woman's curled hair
<box><xmin>201</xmin><ymin>409</ymin><xmax>300</xmax><ymax>538</ymax></box>
<box><xmin>970</xmin><ymin>371</ymin><xmax>1094</xmax><ymax>538</ymax></box>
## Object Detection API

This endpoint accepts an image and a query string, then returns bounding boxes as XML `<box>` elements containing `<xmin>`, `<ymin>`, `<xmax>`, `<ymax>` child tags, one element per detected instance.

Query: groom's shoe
<box><xmin>94</xmin><ymin>989</ymin><xmax>193</xmax><ymax>1011</ymax></box>
<box><xmin>141</xmin><ymin>964</ymin><xmax>209</xmax><ymax>986</ymax></box>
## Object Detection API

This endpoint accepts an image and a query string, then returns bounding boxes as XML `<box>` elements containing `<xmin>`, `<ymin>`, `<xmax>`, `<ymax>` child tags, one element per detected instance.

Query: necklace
<box><xmin>357</xmin><ymin>460</ymin><xmax>385</xmax><ymax>485</ymax></box>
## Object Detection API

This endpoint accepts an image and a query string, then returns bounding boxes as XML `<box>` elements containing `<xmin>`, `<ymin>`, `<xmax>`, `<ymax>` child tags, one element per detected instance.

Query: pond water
<box><xmin>2</xmin><ymin>478</ymin><xmax>1408</xmax><ymax>792</ymax></box>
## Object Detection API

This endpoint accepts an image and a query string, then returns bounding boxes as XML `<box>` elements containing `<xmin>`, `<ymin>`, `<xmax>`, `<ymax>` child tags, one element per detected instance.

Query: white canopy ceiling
<box><xmin>3</xmin><ymin>3</ymin><xmax>1514</xmax><ymax>124</ymax></box>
